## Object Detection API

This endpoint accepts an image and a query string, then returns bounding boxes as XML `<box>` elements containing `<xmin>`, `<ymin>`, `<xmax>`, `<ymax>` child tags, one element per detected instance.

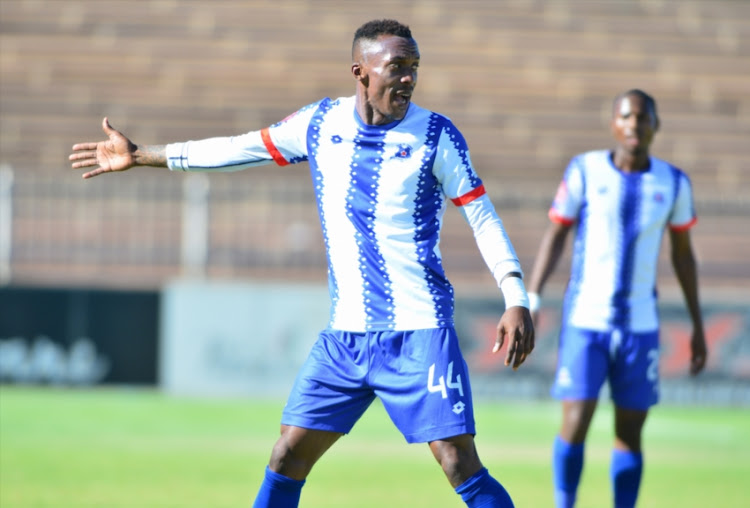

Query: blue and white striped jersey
<box><xmin>549</xmin><ymin>150</ymin><xmax>697</xmax><ymax>332</ymax></box>
<box><xmin>167</xmin><ymin>96</ymin><xmax>523</xmax><ymax>332</ymax></box>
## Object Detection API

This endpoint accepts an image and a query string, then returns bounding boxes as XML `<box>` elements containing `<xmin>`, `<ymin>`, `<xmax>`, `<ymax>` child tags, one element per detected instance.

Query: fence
<box><xmin>1</xmin><ymin>165</ymin><xmax>329</xmax><ymax>288</ymax></box>
<box><xmin>2</xmin><ymin>164</ymin><xmax>749</xmax><ymax>295</ymax></box>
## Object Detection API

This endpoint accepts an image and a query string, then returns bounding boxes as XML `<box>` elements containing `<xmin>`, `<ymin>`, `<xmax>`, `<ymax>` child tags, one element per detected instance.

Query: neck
<box><xmin>612</xmin><ymin>148</ymin><xmax>650</xmax><ymax>173</ymax></box>
<box><xmin>354</xmin><ymin>88</ymin><xmax>402</xmax><ymax>126</ymax></box>
<box><xmin>355</xmin><ymin>89</ymin><xmax>377</xmax><ymax>125</ymax></box>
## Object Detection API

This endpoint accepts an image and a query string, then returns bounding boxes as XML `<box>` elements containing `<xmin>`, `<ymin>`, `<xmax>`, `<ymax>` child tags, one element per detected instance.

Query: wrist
<box><xmin>500</xmin><ymin>275</ymin><xmax>530</xmax><ymax>309</ymax></box>
<box><xmin>527</xmin><ymin>292</ymin><xmax>541</xmax><ymax>313</ymax></box>
<box><xmin>135</xmin><ymin>144</ymin><xmax>168</xmax><ymax>167</ymax></box>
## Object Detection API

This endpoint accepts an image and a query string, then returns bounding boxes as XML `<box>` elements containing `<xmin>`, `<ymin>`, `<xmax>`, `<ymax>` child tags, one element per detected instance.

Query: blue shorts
<box><xmin>551</xmin><ymin>325</ymin><xmax>660</xmax><ymax>410</ymax></box>
<box><xmin>281</xmin><ymin>327</ymin><xmax>476</xmax><ymax>443</ymax></box>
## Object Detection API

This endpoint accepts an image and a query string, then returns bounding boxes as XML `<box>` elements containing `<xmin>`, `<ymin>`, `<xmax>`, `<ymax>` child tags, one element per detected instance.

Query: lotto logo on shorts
<box><xmin>556</xmin><ymin>367</ymin><xmax>572</xmax><ymax>388</ymax></box>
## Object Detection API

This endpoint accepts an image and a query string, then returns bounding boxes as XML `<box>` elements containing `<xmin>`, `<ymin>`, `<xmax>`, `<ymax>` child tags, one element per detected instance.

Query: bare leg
<box><xmin>553</xmin><ymin>399</ymin><xmax>598</xmax><ymax>508</ymax></box>
<box><xmin>560</xmin><ymin>399</ymin><xmax>598</xmax><ymax>444</ymax></box>
<box><xmin>610</xmin><ymin>406</ymin><xmax>648</xmax><ymax>508</ymax></box>
<box><xmin>613</xmin><ymin>406</ymin><xmax>648</xmax><ymax>451</ymax></box>
<box><xmin>268</xmin><ymin>424</ymin><xmax>343</xmax><ymax>480</ymax></box>
<box><xmin>429</xmin><ymin>434</ymin><xmax>483</xmax><ymax>487</ymax></box>
<box><xmin>432</xmin><ymin>434</ymin><xmax>514</xmax><ymax>506</ymax></box>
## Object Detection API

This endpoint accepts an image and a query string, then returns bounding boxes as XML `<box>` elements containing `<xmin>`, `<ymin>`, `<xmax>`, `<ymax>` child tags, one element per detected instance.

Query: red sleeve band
<box><xmin>261</xmin><ymin>128</ymin><xmax>289</xmax><ymax>166</ymax></box>
<box><xmin>548</xmin><ymin>208</ymin><xmax>575</xmax><ymax>226</ymax></box>
<box><xmin>451</xmin><ymin>184</ymin><xmax>486</xmax><ymax>206</ymax></box>
<box><xmin>669</xmin><ymin>216</ymin><xmax>698</xmax><ymax>232</ymax></box>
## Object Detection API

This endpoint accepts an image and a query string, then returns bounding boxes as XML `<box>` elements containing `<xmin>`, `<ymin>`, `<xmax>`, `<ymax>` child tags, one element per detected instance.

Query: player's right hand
<box><xmin>69</xmin><ymin>117</ymin><xmax>137</xmax><ymax>179</ymax></box>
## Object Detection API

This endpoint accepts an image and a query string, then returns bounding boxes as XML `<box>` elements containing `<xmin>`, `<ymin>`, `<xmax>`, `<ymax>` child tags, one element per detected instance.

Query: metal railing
<box><xmin>2</xmin><ymin>165</ymin><xmax>749</xmax><ymax>291</ymax></box>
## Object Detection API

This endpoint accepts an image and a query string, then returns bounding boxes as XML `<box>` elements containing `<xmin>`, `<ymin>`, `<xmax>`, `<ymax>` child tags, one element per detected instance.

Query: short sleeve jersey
<box><xmin>168</xmin><ymin>96</ymin><xmax>497</xmax><ymax>332</ymax></box>
<box><xmin>549</xmin><ymin>150</ymin><xmax>697</xmax><ymax>332</ymax></box>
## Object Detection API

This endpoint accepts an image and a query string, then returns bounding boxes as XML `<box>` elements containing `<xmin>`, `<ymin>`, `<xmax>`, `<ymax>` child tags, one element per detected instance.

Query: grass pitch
<box><xmin>1</xmin><ymin>386</ymin><xmax>748</xmax><ymax>507</ymax></box>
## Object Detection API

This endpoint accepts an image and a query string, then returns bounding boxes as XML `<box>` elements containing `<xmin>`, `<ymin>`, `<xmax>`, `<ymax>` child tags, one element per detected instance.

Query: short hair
<box><xmin>613</xmin><ymin>89</ymin><xmax>659</xmax><ymax>125</ymax></box>
<box><xmin>352</xmin><ymin>19</ymin><xmax>412</xmax><ymax>57</ymax></box>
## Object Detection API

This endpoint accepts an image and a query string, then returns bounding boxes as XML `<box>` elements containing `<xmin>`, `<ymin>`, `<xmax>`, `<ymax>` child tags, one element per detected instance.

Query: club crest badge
<box><xmin>392</xmin><ymin>144</ymin><xmax>412</xmax><ymax>159</ymax></box>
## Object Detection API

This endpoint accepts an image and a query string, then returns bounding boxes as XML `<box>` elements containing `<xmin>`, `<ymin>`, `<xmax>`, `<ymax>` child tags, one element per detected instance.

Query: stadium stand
<box><xmin>1</xmin><ymin>0</ymin><xmax>748</xmax><ymax>295</ymax></box>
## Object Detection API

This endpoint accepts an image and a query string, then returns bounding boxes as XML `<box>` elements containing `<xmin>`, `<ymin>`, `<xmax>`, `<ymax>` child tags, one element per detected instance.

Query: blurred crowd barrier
<box><xmin>2</xmin><ymin>283</ymin><xmax>747</xmax><ymax>405</ymax></box>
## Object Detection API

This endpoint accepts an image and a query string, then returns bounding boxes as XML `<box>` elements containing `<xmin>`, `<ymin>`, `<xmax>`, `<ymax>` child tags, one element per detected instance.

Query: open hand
<box><xmin>69</xmin><ymin>117</ymin><xmax>137</xmax><ymax>179</ymax></box>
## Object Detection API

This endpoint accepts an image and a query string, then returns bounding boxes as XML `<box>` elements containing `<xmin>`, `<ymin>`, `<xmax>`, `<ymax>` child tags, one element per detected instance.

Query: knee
<box><xmin>560</xmin><ymin>401</ymin><xmax>597</xmax><ymax>443</ymax></box>
<box><xmin>561</xmin><ymin>412</ymin><xmax>588</xmax><ymax>443</ymax></box>
<box><xmin>268</xmin><ymin>433</ymin><xmax>313</xmax><ymax>480</ymax></box>
<box><xmin>614</xmin><ymin>409</ymin><xmax>648</xmax><ymax>451</ymax></box>
<box><xmin>267</xmin><ymin>426</ymin><xmax>341</xmax><ymax>480</ymax></box>
<box><xmin>430</xmin><ymin>435</ymin><xmax>482</xmax><ymax>487</ymax></box>
<box><xmin>614</xmin><ymin>426</ymin><xmax>642</xmax><ymax>451</ymax></box>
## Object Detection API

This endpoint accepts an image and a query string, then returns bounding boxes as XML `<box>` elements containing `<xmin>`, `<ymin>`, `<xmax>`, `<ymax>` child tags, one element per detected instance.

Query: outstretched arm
<box><xmin>526</xmin><ymin>221</ymin><xmax>571</xmax><ymax>323</ymax></box>
<box><xmin>669</xmin><ymin>228</ymin><xmax>707</xmax><ymax>375</ymax></box>
<box><xmin>69</xmin><ymin>117</ymin><xmax>167</xmax><ymax>178</ymax></box>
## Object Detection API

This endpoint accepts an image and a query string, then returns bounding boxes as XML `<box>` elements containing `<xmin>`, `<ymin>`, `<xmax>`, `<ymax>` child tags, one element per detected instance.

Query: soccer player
<box><xmin>525</xmin><ymin>89</ymin><xmax>708</xmax><ymax>508</ymax></box>
<box><xmin>70</xmin><ymin>19</ymin><xmax>534</xmax><ymax>508</ymax></box>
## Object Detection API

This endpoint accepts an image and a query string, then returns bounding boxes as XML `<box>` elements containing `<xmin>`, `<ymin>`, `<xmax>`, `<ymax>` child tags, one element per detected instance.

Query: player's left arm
<box><xmin>434</xmin><ymin>120</ymin><xmax>533</xmax><ymax>368</ymax></box>
<box><xmin>668</xmin><ymin>171</ymin><xmax>706</xmax><ymax>375</ymax></box>
<box><xmin>457</xmin><ymin>194</ymin><xmax>535</xmax><ymax>370</ymax></box>
<box><xmin>669</xmin><ymin>227</ymin><xmax>707</xmax><ymax>375</ymax></box>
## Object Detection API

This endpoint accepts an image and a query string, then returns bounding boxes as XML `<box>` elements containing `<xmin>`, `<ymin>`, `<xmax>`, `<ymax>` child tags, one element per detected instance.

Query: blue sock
<box><xmin>455</xmin><ymin>467</ymin><xmax>514</xmax><ymax>507</ymax></box>
<box><xmin>252</xmin><ymin>466</ymin><xmax>306</xmax><ymax>508</ymax></box>
<box><xmin>552</xmin><ymin>435</ymin><xmax>584</xmax><ymax>508</ymax></box>
<box><xmin>610</xmin><ymin>449</ymin><xmax>642</xmax><ymax>508</ymax></box>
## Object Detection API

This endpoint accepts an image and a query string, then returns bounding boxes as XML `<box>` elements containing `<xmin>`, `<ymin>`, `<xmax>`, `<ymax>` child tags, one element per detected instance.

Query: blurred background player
<box><xmin>525</xmin><ymin>89</ymin><xmax>707</xmax><ymax>508</ymax></box>
<box><xmin>69</xmin><ymin>19</ymin><xmax>534</xmax><ymax>508</ymax></box>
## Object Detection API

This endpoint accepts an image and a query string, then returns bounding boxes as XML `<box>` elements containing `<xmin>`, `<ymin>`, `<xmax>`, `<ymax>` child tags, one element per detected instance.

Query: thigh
<box><xmin>372</xmin><ymin>327</ymin><xmax>476</xmax><ymax>444</ymax></box>
<box><xmin>282</xmin><ymin>330</ymin><xmax>376</xmax><ymax>434</ymax></box>
<box><xmin>609</xmin><ymin>330</ymin><xmax>660</xmax><ymax>410</ymax></box>
<box><xmin>552</xmin><ymin>326</ymin><xmax>609</xmax><ymax>401</ymax></box>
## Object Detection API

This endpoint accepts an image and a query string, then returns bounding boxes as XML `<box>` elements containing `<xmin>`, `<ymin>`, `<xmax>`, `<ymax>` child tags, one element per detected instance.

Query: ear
<box><xmin>352</xmin><ymin>63</ymin><xmax>366</xmax><ymax>83</ymax></box>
